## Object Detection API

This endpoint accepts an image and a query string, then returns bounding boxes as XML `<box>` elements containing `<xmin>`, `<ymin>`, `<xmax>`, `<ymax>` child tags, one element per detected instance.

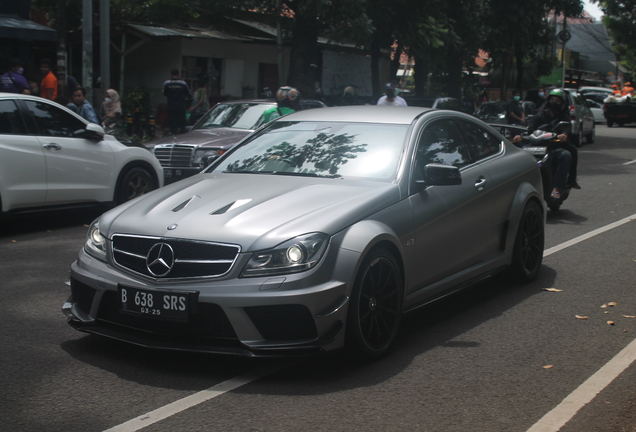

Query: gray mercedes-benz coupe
<box><xmin>63</xmin><ymin>106</ymin><xmax>545</xmax><ymax>358</ymax></box>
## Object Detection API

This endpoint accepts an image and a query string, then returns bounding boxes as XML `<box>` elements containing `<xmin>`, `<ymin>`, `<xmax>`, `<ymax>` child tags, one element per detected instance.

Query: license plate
<box><xmin>118</xmin><ymin>286</ymin><xmax>197</xmax><ymax>322</ymax></box>
<box><xmin>164</xmin><ymin>169</ymin><xmax>183</xmax><ymax>177</ymax></box>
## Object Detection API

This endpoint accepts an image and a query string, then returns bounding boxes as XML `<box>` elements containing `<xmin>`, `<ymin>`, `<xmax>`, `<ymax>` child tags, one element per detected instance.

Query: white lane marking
<box><xmin>102</xmin><ymin>362</ymin><xmax>290</xmax><ymax>432</ymax></box>
<box><xmin>526</xmin><ymin>337</ymin><xmax>636</xmax><ymax>432</ymax></box>
<box><xmin>103</xmin><ymin>214</ymin><xmax>636</xmax><ymax>432</ymax></box>
<box><xmin>544</xmin><ymin>213</ymin><xmax>636</xmax><ymax>257</ymax></box>
<box><xmin>623</xmin><ymin>160</ymin><xmax>636</xmax><ymax>165</ymax></box>
<box><xmin>527</xmin><ymin>213</ymin><xmax>636</xmax><ymax>431</ymax></box>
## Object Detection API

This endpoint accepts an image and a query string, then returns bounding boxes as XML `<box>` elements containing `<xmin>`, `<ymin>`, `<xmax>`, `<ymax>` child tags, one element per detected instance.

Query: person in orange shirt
<box><xmin>622</xmin><ymin>82</ymin><xmax>634</xmax><ymax>97</ymax></box>
<box><xmin>611</xmin><ymin>84</ymin><xmax>622</xmax><ymax>96</ymax></box>
<box><xmin>39</xmin><ymin>58</ymin><xmax>58</xmax><ymax>101</ymax></box>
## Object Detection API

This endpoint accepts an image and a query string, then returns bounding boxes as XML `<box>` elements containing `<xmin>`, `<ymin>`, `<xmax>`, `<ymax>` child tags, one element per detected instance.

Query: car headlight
<box><xmin>194</xmin><ymin>149</ymin><xmax>224</xmax><ymax>168</ymax></box>
<box><xmin>84</xmin><ymin>219</ymin><xmax>107</xmax><ymax>261</ymax></box>
<box><xmin>241</xmin><ymin>233</ymin><xmax>329</xmax><ymax>277</ymax></box>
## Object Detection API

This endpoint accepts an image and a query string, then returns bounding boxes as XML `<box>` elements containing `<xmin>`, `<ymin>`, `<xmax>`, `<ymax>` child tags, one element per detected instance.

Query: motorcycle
<box><xmin>494</xmin><ymin>121</ymin><xmax>573</xmax><ymax>212</ymax></box>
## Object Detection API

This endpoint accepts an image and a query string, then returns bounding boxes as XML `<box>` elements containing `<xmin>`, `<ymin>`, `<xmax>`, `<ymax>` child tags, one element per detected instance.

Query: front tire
<box><xmin>571</xmin><ymin>125</ymin><xmax>583</xmax><ymax>147</ymax></box>
<box><xmin>346</xmin><ymin>248</ymin><xmax>403</xmax><ymax>359</ymax></box>
<box><xmin>116</xmin><ymin>167</ymin><xmax>157</xmax><ymax>204</ymax></box>
<box><xmin>586</xmin><ymin>123</ymin><xmax>595</xmax><ymax>143</ymax></box>
<box><xmin>511</xmin><ymin>201</ymin><xmax>544</xmax><ymax>281</ymax></box>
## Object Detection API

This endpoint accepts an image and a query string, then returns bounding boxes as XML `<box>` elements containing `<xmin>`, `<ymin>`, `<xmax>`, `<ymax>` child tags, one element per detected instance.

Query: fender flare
<box><xmin>504</xmin><ymin>181</ymin><xmax>545</xmax><ymax>253</ymax></box>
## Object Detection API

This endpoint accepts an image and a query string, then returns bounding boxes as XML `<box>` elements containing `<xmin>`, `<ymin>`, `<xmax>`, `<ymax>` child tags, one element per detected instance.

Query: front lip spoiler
<box><xmin>66</xmin><ymin>318</ymin><xmax>330</xmax><ymax>358</ymax></box>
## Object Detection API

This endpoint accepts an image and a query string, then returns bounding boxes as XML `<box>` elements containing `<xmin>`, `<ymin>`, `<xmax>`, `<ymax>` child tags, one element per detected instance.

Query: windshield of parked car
<box><xmin>193</xmin><ymin>103</ymin><xmax>273</xmax><ymax>130</ymax></box>
<box><xmin>210</xmin><ymin>121</ymin><xmax>409</xmax><ymax>180</ymax></box>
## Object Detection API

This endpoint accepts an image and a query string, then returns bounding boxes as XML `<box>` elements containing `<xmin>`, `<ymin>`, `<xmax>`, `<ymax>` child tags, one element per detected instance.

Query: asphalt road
<box><xmin>1</xmin><ymin>123</ymin><xmax>636</xmax><ymax>432</ymax></box>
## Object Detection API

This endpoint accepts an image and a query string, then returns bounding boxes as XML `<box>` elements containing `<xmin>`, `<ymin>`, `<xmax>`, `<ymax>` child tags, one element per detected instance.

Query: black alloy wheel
<box><xmin>347</xmin><ymin>248</ymin><xmax>403</xmax><ymax>358</ymax></box>
<box><xmin>116</xmin><ymin>167</ymin><xmax>156</xmax><ymax>204</ymax></box>
<box><xmin>512</xmin><ymin>201</ymin><xmax>545</xmax><ymax>281</ymax></box>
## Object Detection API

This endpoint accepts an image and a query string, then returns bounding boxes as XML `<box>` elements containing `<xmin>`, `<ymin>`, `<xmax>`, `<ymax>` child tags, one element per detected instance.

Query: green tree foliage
<box><xmin>596</xmin><ymin>0</ymin><xmax>636</xmax><ymax>74</ymax></box>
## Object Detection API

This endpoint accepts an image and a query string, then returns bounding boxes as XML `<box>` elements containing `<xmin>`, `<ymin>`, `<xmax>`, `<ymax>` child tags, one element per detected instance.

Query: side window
<box><xmin>0</xmin><ymin>100</ymin><xmax>27</xmax><ymax>135</ymax></box>
<box><xmin>416</xmin><ymin>119</ymin><xmax>471</xmax><ymax>170</ymax></box>
<box><xmin>24</xmin><ymin>100</ymin><xmax>86</xmax><ymax>137</ymax></box>
<box><xmin>455</xmin><ymin>120</ymin><xmax>502</xmax><ymax>161</ymax></box>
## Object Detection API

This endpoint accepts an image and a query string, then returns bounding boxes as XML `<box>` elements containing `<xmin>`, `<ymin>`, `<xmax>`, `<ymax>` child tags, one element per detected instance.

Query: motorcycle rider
<box><xmin>263</xmin><ymin>86</ymin><xmax>301</xmax><ymax>123</ymax></box>
<box><xmin>515</xmin><ymin>88</ymin><xmax>580</xmax><ymax>198</ymax></box>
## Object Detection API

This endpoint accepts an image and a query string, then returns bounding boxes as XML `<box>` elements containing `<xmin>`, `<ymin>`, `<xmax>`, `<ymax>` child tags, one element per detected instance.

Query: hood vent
<box><xmin>172</xmin><ymin>195</ymin><xmax>200</xmax><ymax>212</ymax></box>
<box><xmin>211</xmin><ymin>199</ymin><xmax>252</xmax><ymax>215</ymax></box>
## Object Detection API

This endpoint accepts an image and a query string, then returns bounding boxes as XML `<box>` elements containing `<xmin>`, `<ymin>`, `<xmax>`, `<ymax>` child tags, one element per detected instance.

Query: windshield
<box><xmin>193</xmin><ymin>103</ymin><xmax>273</xmax><ymax>130</ymax></box>
<box><xmin>210</xmin><ymin>121</ymin><xmax>409</xmax><ymax>181</ymax></box>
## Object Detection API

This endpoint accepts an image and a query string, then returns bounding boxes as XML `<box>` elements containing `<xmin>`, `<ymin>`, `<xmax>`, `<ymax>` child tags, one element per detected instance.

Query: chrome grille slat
<box><xmin>111</xmin><ymin>234</ymin><xmax>241</xmax><ymax>280</ymax></box>
<box><xmin>153</xmin><ymin>144</ymin><xmax>195</xmax><ymax>168</ymax></box>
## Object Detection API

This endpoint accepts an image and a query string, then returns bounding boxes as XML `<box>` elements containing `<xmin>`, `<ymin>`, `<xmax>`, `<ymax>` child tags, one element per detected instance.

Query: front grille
<box><xmin>112</xmin><ymin>234</ymin><xmax>241</xmax><ymax>280</ymax></box>
<box><xmin>153</xmin><ymin>144</ymin><xmax>195</xmax><ymax>167</ymax></box>
<box><xmin>97</xmin><ymin>290</ymin><xmax>238</xmax><ymax>341</ymax></box>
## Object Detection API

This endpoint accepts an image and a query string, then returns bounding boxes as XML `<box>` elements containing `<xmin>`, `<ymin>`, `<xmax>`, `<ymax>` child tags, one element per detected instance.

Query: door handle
<box><xmin>43</xmin><ymin>143</ymin><xmax>62</xmax><ymax>151</ymax></box>
<box><xmin>474</xmin><ymin>176</ymin><xmax>487</xmax><ymax>191</ymax></box>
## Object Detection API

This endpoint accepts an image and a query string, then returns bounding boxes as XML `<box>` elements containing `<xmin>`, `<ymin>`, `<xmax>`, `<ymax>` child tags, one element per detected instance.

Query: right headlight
<box><xmin>84</xmin><ymin>219</ymin><xmax>107</xmax><ymax>261</ymax></box>
<box><xmin>241</xmin><ymin>233</ymin><xmax>329</xmax><ymax>277</ymax></box>
<box><xmin>194</xmin><ymin>148</ymin><xmax>225</xmax><ymax>168</ymax></box>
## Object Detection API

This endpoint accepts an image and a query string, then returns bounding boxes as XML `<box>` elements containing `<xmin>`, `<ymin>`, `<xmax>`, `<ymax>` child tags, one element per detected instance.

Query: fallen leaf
<box><xmin>605</xmin><ymin>311</ymin><xmax>610</xmax><ymax>314</ymax></box>
<box><xmin>11</xmin><ymin>240</ymin><xmax>16</xmax><ymax>243</ymax></box>
<box><xmin>543</xmin><ymin>365</ymin><xmax>554</xmax><ymax>369</ymax></box>
<box><xmin>576</xmin><ymin>315</ymin><xmax>589</xmax><ymax>320</ymax></box>
<box><xmin>601</xmin><ymin>304</ymin><xmax>608</xmax><ymax>308</ymax></box>
<box><xmin>608</xmin><ymin>321</ymin><xmax>615</xmax><ymax>326</ymax></box>
<box><xmin>624</xmin><ymin>330</ymin><xmax>628</xmax><ymax>333</ymax></box>
<box><xmin>623</xmin><ymin>315</ymin><xmax>636</xmax><ymax>318</ymax></box>
<box><xmin>608</xmin><ymin>302</ymin><xmax>618</xmax><ymax>307</ymax></box>
<box><xmin>543</xmin><ymin>288</ymin><xmax>563</xmax><ymax>292</ymax></box>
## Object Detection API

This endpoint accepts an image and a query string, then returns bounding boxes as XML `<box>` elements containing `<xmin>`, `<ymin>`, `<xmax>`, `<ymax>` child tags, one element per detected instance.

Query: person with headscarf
<box><xmin>101</xmin><ymin>89</ymin><xmax>123</xmax><ymax>132</ymax></box>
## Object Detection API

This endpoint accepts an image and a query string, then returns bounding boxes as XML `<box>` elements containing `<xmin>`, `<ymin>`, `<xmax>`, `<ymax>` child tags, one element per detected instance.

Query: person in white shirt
<box><xmin>377</xmin><ymin>82</ymin><xmax>407</xmax><ymax>106</ymax></box>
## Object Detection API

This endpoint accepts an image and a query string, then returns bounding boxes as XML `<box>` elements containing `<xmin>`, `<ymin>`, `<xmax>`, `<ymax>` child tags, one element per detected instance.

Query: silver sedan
<box><xmin>63</xmin><ymin>106</ymin><xmax>545</xmax><ymax>358</ymax></box>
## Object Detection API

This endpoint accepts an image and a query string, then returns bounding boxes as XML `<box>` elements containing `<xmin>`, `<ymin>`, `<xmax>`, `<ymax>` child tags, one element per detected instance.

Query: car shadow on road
<box><xmin>59</xmin><ymin>265</ymin><xmax>558</xmax><ymax>395</ymax></box>
<box><xmin>0</xmin><ymin>207</ymin><xmax>105</xmax><ymax>238</ymax></box>
<box><xmin>546</xmin><ymin>209</ymin><xmax>588</xmax><ymax>226</ymax></box>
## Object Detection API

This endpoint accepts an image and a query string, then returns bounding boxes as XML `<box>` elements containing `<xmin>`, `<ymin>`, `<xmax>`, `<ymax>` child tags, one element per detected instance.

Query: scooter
<box><xmin>515</xmin><ymin>121</ymin><xmax>573</xmax><ymax>211</ymax></box>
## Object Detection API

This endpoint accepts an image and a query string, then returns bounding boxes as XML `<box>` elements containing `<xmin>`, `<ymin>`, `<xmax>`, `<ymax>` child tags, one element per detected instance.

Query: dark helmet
<box><xmin>276</xmin><ymin>86</ymin><xmax>301</xmax><ymax>107</ymax></box>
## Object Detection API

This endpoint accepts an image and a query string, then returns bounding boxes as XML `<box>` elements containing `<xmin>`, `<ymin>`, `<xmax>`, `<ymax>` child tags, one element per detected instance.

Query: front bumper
<box><xmin>63</xmin><ymin>245</ymin><xmax>359</xmax><ymax>357</ymax></box>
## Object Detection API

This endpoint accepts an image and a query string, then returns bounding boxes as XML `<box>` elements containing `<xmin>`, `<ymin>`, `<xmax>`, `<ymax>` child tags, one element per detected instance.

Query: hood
<box><xmin>144</xmin><ymin>128</ymin><xmax>252</xmax><ymax>149</ymax></box>
<box><xmin>100</xmin><ymin>174</ymin><xmax>400</xmax><ymax>252</ymax></box>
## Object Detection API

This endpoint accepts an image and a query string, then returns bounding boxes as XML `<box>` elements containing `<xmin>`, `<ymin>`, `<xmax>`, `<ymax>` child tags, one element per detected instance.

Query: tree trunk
<box><xmin>413</xmin><ymin>55</ymin><xmax>427</xmax><ymax>97</ymax></box>
<box><xmin>286</xmin><ymin>8</ymin><xmax>319</xmax><ymax>98</ymax></box>
<box><xmin>370</xmin><ymin>39</ymin><xmax>381</xmax><ymax>99</ymax></box>
<box><xmin>446</xmin><ymin>46</ymin><xmax>463</xmax><ymax>99</ymax></box>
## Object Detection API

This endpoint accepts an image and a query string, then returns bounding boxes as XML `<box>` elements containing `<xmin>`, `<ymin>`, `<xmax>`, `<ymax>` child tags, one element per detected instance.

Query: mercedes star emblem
<box><xmin>146</xmin><ymin>243</ymin><xmax>175</xmax><ymax>277</ymax></box>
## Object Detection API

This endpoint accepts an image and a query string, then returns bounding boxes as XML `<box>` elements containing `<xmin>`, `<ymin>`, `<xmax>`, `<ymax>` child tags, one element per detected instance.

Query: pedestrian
<box><xmin>377</xmin><ymin>82</ymin><xmax>407</xmax><ymax>106</ymax></box>
<box><xmin>66</xmin><ymin>75</ymin><xmax>81</xmax><ymax>102</ymax></box>
<box><xmin>39</xmin><ymin>58</ymin><xmax>58</xmax><ymax>101</ymax></box>
<box><xmin>1</xmin><ymin>58</ymin><xmax>30</xmax><ymax>94</ymax></box>
<box><xmin>163</xmin><ymin>68</ymin><xmax>190</xmax><ymax>134</ymax></box>
<box><xmin>26</xmin><ymin>77</ymin><xmax>40</xmax><ymax>96</ymax></box>
<box><xmin>67</xmin><ymin>86</ymin><xmax>99</xmax><ymax>124</ymax></box>
<box><xmin>535</xmin><ymin>87</ymin><xmax>546</xmax><ymax>112</ymax></box>
<box><xmin>101</xmin><ymin>89</ymin><xmax>123</xmax><ymax>133</ymax></box>
<box><xmin>188</xmin><ymin>76</ymin><xmax>210</xmax><ymax>125</ymax></box>
<box><xmin>506</xmin><ymin>89</ymin><xmax>525</xmax><ymax>125</ymax></box>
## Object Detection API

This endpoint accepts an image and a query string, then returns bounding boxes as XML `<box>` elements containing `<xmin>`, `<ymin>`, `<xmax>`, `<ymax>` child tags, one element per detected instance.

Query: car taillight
<box><xmin>570</xmin><ymin>105</ymin><xmax>576</xmax><ymax>120</ymax></box>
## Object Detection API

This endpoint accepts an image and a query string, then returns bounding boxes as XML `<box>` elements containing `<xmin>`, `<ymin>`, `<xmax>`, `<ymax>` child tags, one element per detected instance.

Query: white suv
<box><xmin>0</xmin><ymin>93</ymin><xmax>163</xmax><ymax>217</ymax></box>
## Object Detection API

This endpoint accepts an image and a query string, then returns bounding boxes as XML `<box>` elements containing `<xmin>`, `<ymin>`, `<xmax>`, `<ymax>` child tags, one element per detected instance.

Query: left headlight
<box><xmin>194</xmin><ymin>148</ymin><xmax>225</xmax><ymax>169</ymax></box>
<box><xmin>84</xmin><ymin>219</ymin><xmax>107</xmax><ymax>261</ymax></box>
<box><xmin>241</xmin><ymin>233</ymin><xmax>329</xmax><ymax>277</ymax></box>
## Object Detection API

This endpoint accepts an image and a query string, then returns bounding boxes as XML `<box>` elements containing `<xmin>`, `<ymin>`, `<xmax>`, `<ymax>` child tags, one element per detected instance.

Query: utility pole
<box><xmin>276</xmin><ymin>0</ymin><xmax>284</xmax><ymax>87</ymax></box>
<box><xmin>100</xmin><ymin>0</ymin><xmax>110</xmax><ymax>93</ymax></box>
<box><xmin>82</xmin><ymin>0</ymin><xmax>93</xmax><ymax>102</ymax></box>
<box><xmin>56</xmin><ymin>0</ymin><xmax>67</xmax><ymax>101</ymax></box>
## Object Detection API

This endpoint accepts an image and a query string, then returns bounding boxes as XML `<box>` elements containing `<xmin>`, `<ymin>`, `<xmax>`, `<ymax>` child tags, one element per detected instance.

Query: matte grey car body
<box><xmin>63</xmin><ymin>106</ymin><xmax>545</xmax><ymax>358</ymax></box>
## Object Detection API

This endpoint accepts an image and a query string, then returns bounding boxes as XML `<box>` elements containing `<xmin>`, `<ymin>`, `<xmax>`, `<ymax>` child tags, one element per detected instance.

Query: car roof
<box><xmin>281</xmin><ymin>105</ymin><xmax>434</xmax><ymax>124</ymax></box>
<box><xmin>579</xmin><ymin>86</ymin><xmax>613</xmax><ymax>93</ymax></box>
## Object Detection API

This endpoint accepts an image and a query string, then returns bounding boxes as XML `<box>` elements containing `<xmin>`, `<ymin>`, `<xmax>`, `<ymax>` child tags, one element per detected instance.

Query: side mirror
<box><xmin>75</xmin><ymin>123</ymin><xmax>105</xmax><ymax>141</ymax></box>
<box><xmin>416</xmin><ymin>163</ymin><xmax>462</xmax><ymax>189</ymax></box>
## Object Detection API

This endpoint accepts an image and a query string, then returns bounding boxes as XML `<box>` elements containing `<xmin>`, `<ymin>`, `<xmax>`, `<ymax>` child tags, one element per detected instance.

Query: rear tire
<box><xmin>511</xmin><ymin>201</ymin><xmax>544</xmax><ymax>281</ymax></box>
<box><xmin>346</xmin><ymin>248</ymin><xmax>403</xmax><ymax>359</ymax></box>
<box><xmin>571</xmin><ymin>125</ymin><xmax>583</xmax><ymax>147</ymax></box>
<box><xmin>116</xmin><ymin>167</ymin><xmax>157</xmax><ymax>205</ymax></box>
